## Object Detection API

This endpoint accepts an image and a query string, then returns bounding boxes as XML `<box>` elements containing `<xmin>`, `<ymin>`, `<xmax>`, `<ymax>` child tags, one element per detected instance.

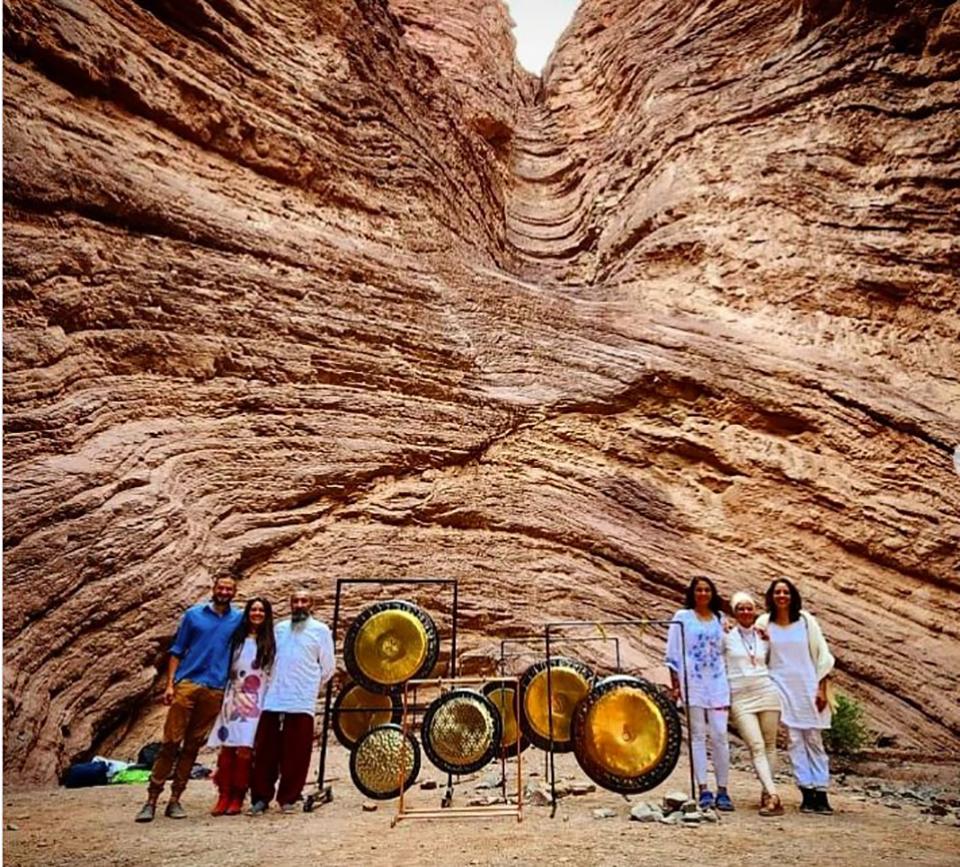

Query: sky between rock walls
<box><xmin>505</xmin><ymin>0</ymin><xmax>580</xmax><ymax>73</ymax></box>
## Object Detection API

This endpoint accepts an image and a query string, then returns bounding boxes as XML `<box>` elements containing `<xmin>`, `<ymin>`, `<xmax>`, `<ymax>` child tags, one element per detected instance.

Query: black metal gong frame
<box><xmin>306</xmin><ymin>578</ymin><xmax>459</xmax><ymax>812</ymax></box>
<box><xmin>542</xmin><ymin>618</ymin><xmax>695</xmax><ymax>816</ymax></box>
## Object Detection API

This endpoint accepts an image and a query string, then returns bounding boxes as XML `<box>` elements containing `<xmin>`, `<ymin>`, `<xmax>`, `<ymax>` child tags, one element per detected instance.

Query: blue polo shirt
<box><xmin>169</xmin><ymin>602</ymin><xmax>243</xmax><ymax>689</ymax></box>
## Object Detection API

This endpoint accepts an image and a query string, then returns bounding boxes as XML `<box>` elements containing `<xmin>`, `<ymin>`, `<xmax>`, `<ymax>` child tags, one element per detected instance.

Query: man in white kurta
<box><xmin>249</xmin><ymin>589</ymin><xmax>334</xmax><ymax>813</ymax></box>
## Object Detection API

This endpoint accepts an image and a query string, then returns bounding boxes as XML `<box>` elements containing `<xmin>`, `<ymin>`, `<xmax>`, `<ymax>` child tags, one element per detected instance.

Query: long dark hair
<box><xmin>230</xmin><ymin>597</ymin><xmax>276</xmax><ymax>673</ymax></box>
<box><xmin>765</xmin><ymin>577</ymin><xmax>802</xmax><ymax>623</ymax></box>
<box><xmin>683</xmin><ymin>575</ymin><xmax>724</xmax><ymax>616</ymax></box>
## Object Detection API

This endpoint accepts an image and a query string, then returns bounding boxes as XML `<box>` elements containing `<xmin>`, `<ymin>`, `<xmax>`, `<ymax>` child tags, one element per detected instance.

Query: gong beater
<box><xmin>518</xmin><ymin>657</ymin><xmax>595</xmax><ymax>753</ymax></box>
<box><xmin>343</xmin><ymin>599</ymin><xmax>440</xmax><ymax>694</ymax></box>
<box><xmin>570</xmin><ymin>675</ymin><xmax>682</xmax><ymax>794</ymax></box>
<box><xmin>481</xmin><ymin>679</ymin><xmax>529</xmax><ymax>758</ymax></box>
<box><xmin>332</xmin><ymin>681</ymin><xmax>402</xmax><ymax>750</ymax></box>
<box><xmin>349</xmin><ymin>723</ymin><xmax>421</xmax><ymax>800</ymax></box>
<box><xmin>421</xmin><ymin>689</ymin><xmax>503</xmax><ymax>775</ymax></box>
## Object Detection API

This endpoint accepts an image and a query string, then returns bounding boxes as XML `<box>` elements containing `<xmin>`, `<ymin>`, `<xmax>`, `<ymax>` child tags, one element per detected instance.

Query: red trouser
<box><xmin>251</xmin><ymin>711</ymin><xmax>315</xmax><ymax>806</ymax></box>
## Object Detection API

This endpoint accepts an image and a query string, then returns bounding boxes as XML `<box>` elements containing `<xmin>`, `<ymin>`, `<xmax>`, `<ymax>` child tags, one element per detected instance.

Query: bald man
<box><xmin>248</xmin><ymin>589</ymin><xmax>334</xmax><ymax>814</ymax></box>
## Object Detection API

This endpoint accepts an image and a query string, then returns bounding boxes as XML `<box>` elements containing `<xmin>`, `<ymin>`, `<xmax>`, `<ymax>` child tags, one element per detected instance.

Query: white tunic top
<box><xmin>262</xmin><ymin>617</ymin><xmax>335</xmax><ymax>716</ymax></box>
<box><xmin>206</xmin><ymin>637</ymin><xmax>271</xmax><ymax>748</ymax></box>
<box><xmin>767</xmin><ymin>620</ymin><xmax>831</xmax><ymax>729</ymax></box>
<box><xmin>723</xmin><ymin>627</ymin><xmax>780</xmax><ymax>715</ymax></box>
<box><xmin>665</xmin><ymin>609</ymin><xmax>730</xmax><ymax>708</ymax></box>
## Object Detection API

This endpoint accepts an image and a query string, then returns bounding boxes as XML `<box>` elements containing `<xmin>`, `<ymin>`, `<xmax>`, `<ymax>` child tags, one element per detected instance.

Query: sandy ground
<box><xmin>4</xmin><ymin>747</ymin><xmax>959</xmax><ymax>867</ymax></box>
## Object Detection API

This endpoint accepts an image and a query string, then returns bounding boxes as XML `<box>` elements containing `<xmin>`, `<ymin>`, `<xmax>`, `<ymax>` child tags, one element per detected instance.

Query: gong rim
<box><xmin>571</xmin><ymin>675</ymin><xmax>682</xmax><ymax>794</ymax></box>
<box><xmin>481</xmin><ymin>679</ymin><xmax>529</xmax><ymax>758</ymax></box>
<box><xmin>518</xmin><ymin>657</ymin><xmax>595</xmax><ymax>753</ymax></box>
<box><xmin>343</xmin><ymin>599</ymin><xmax>440</xmax><ymax>694</ymax></box>
<box><xmin>332</xmin><ymin>681</ymin><xmax>402</xmax><ymax>749</ymax></box>
<box><xmin>348</xmin><ymin>723</ymin><xmax>421</xmax><ymax>800</ymax></box>
<box><xmin>420</xmin><ymin>689</ymin><xmax>503</xmax><ymax>775</ymax></box>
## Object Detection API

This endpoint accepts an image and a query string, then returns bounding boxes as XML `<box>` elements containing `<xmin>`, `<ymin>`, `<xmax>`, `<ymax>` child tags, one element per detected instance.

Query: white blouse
<box><xmin>665</xmin><ymin>609</ymin><xmax>730</xmax><ymax>708</ymax></box>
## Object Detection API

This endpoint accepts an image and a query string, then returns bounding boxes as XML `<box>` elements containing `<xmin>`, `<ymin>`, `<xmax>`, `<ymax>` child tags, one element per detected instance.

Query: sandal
<box><xmin>760</xmin><ymin>793</ymin><xmax>784</xmax><ymax>817</ymax></box>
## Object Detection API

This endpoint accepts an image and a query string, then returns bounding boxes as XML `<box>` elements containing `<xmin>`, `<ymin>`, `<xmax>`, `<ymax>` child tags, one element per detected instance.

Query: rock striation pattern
<box><xmin>4</xmin><ymin>0</ymin><xmax>959</xmax><ymax>781</ymax></box>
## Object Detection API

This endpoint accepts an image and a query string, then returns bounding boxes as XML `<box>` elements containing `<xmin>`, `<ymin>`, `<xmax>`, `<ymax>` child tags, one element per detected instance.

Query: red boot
<box><xmin>211</xmin><ymin>749</ymin><xmax>234</xmax><ymax>816</ymax></box>
<box><xmin>225</xmin><ymin>748</ymin><xmax>251</xmax><ymax>815</ymax></box>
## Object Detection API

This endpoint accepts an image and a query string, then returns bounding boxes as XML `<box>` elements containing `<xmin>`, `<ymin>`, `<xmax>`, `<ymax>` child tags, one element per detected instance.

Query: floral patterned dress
<box><xmin>206</xmin><ymin>637</ymin><xmax>270</xmax><ymax>748</ymax></box>
<box><xmin>665</xmin><ymin>609</ymin><xmax>730</xmax><ymax>708</ymax></box>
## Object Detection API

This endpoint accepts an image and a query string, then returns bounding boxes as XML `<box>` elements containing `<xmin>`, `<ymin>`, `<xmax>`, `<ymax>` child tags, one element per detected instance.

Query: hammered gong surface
<box><xmin>349</xmin><ymin>723</ymin><xmax>420</xmax><ymax>800</ymax></box>
<box><xmin>519</xmin><ymin>657</ymin><xmax>594</xmax><ymax>753</ymax></box>
<box><xmin>343</xmin><ymin>600</ymin><xmax>439</xmax><ymax>693</ymax></box>
<box><xmin>571</xmin><ymin>675</ymin><xmax>682</xmax><ymax>794</ymax></box>
<box><xmin>482</xmin><ymin>680</ymin><xmax>528</xmax><ymax>758</ymax></box>
<box><xmin>332</xmin><ymin>682</ymin><xmax>401</xmax><ymax>749</ymax></box>
<box><xmin>421</xmin><ymin>689</ymin><xmax>502</xmax><ymax>775</ymax></box>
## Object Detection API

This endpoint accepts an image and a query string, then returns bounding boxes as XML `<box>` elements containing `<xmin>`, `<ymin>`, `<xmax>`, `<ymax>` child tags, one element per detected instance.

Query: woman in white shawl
<box><xmin>756</xmin><ymin>577</ymin><xmax>836</xmax><ymax>814</ymax></box>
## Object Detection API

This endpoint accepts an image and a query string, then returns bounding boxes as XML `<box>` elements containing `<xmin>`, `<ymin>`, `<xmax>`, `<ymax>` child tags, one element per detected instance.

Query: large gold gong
<box><xmin>349</xmin><ymin>723</ymin><xmax>421</xmax><ymax>800</ymax></box>
<box><xmin>421</xmin><ymin>689</ymin><xmax>502</xmax><ymax>775</ymax></box>
<box><xmin>519</xmin><ymin>657</ymin><xmax>594</xmax><ymax>753</ymax></box>
<box><xmin>343</xmin><ymin>600</ymin><xmax>439</xmax><ymax>693</ymax></box>
<box><xmin>571</xmin><ymin>675</ymin><xmax>682</xmax><ymax>794</ymax></box>
<box><xmin>332</xmin><ymin>682</ymin><xmax>401</xmax><ymax>749</ymax></box>
<box><xmin>482</xmin><ymin>680</ymin><xmax>528</xmax><ymax>758</ymax></box>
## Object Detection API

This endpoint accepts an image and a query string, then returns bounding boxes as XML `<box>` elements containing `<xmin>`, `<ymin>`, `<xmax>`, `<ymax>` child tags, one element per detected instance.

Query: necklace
<box><xmin>738</xmin><ymin>626</ymin><xmax>759</xmax><ymax>667</ymax></box>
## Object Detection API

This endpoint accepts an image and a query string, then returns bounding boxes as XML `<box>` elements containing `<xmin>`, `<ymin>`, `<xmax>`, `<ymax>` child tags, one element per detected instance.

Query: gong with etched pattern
<box><xmin>421</xmin><ymin>689</ymin><xmax>502</xmax><ymax>775</ymax></box>
<box><xmin>343</xmin><ymin>599</ymin><xmax>439</xmax><ymax>693</ymax></box>
<box><xmin>332</xmin><ymin>681</ymin><xmax>402</xmax><ymax>749</ymax></box>
<box><xmin>571</xmin><ymin>675</ymin><xmax>682</xmax><ymax>794</ymax></box>
<box><xmin>481</xmin><ymin>679</ymin><xmax>528</xmax><ymax>758</ymax></box>
<box><xmin>349</xmin><ymin>723</ymin><xmax>421</xmax><ymax>800</ymax></box>
<box><xmin>518</xmin><ymin>657</ymin><xmax>595</xmax><ymax>753</ymax></box>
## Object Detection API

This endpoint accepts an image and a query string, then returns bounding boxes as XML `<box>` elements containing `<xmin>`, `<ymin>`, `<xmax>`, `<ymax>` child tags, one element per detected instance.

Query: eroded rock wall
<box><xmin>4</xmin><ymin>0</ymin><xmax>959</xmax><ymax>781</ymax></box>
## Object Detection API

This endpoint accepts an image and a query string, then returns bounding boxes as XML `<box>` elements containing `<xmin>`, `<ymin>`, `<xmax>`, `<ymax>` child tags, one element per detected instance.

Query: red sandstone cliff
<box><xmin>3</xmin><ymin>0</ymin><xmax>959</xmax><ymax>781</ymax></box>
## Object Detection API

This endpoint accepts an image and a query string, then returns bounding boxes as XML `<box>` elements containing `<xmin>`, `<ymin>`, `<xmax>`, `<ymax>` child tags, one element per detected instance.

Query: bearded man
<box><xmin>248</xmin><ymin>588</ymin><xmax>335</xmax><ymax>814</ymax></box>
<box><xmin>135</xmin><ymin>575</ymin><xmax>243</xmax><ymax>822</ymax></box>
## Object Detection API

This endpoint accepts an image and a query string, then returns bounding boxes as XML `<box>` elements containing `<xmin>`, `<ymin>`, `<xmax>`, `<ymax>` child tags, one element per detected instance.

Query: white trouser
<box><xmin>787</xmin><ymin>726</ymin><xmax>830</xmax><ymax>789</ymax></box>
<box><xmin>688</xmin><ymin>707</ymin><xmax>730</xmax><ymax>788</ymax></box>
<box><xmin>731</xmin><ymin>708</ymin><xmax>779</xmax><ymax>794</ymax></box>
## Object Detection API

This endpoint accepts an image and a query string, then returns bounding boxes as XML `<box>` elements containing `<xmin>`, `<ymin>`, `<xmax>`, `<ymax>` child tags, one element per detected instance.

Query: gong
<box><xmin>481</xmin><ymin>679</ymin><xmax>529</xmax><ymax>758</ymax></box>
<box><xmin>571</xmin><ymin>675</ymin><xmax>682</xmax><ymax>794</ymax></box>
<box><xmin>343</xmin><ymin>599</ymin><xmax>439</xmax><ymax>693</ymax></box>
<box><xmin>349</xmin><ymin>723</ymin><xmax>421</xmax><ymax>800</ymax></box>
<box><xmin>332</xmin><ymin>681</ymin><xmax>402</xmax><ymax>749</ymax></box>
<box><xmin>421</xmin><ymin>689</ymin><xmax>503</xmax><ymax>775</ymax></box>
<box><xmin>518</xmin><ymin>657</ymin><xmax>595</xmax><ymax>753</ymax></box>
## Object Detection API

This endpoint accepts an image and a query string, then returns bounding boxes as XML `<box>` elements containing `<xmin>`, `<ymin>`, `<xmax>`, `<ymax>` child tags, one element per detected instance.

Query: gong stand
<box><xmin>542</xmin><ymin>618</ymin><xmax>695</xmax><ymax>817</ymax></box>
<box><xmin>392</xmin><ymin>675</ymin><xmax>523</xmax><ymax>826</ymax></box>
<box><xmin>497</xmin><ymin>634</ymin><xmax>624</xmax><ymax>796</ymax></box>
<box><xmin>307</xmin><ymin>578</ymin><xmax>459</xmax><ymax>812</ymax></box>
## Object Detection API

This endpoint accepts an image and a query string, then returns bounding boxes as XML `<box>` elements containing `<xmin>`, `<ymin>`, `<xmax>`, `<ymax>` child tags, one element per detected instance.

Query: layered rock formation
<box><xmin>4</xmin><ymin>0</ymin><xmax>959</xmax><ymax>782</ymax></box>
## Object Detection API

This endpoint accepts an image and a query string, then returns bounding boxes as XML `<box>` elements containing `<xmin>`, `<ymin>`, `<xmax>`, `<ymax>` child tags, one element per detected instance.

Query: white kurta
<box><xmin>665</xmin><ymin>609</ymin><xmax>730</xmax><ymax>708</ymax></box>
<box><xmin>723</xmin><ymin>627</ymin><xmax>780</xmax><ymax>715</ymax></box>
<box><xmin>206</xmin><ymin>637</ymin><xmax>270</xmax><ymax>748</ymax></box>
<box><xmin>262</xmin><ymin>617</ymin><xmax>335</xmax><ymax>716</ymax></box>
<box><xmin>767</xmin><ymin>620</ymin><xmax>830</xmax><ymax>729</ymax></box>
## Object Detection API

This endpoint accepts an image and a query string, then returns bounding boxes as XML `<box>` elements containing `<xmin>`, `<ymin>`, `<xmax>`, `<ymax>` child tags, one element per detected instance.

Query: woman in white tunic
<box><xmin>207</xmin><ymin>597</ymin><xmax>275</xmax><ymax>815</ymax></box>
<box><xmin>756</xmin><ymin>578</ymin><xmax>836</xmax><ymax>815</ymax></box>
<box><xmin>724</xmin><ymin>591</ymin><xmax>783</xmax><ymax>816</ymax></box>
<box><xmin>665</xmin><ymin>576</ymin><xmax>733</xmax><ymax>811</ymax></box>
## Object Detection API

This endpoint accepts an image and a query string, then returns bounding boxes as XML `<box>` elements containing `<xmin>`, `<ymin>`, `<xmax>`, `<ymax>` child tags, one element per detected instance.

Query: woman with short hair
<box><xmin>724</xmin><ymin>590</ymin><xmax>783</xmax><ymax>816</ymax></box>
<box><xmin>665</xmin><ymin>575</ymin><xmax>734</xmax><ymax>811</ymax></box>
<box><xmin>756</xmin><ymin>578</ymin><xmax>835</xmax><ymax>815</ymax></box>
<box><xmin>207</xmin><ymin>597</ymin><xmax>276</xmax><ymax>816</ymax></box>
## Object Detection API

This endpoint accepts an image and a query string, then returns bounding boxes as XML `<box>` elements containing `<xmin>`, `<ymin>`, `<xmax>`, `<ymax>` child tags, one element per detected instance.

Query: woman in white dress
<box><xmin>724</xmin><ymin>591</ymin><xmax>784</xmax><ymax>816</ymax></box>
<box><xmin>207</xmin><ymin>597</ymin><xmax>275</xmax><ymax>815</ymax></box>
<box><xmin>665</xmin><ymin>576</ymin><xmax>734</xmax><ymax>811</ymax></box>
<box><xmin>756</xmin><ymin>578</ymin><xmax>835</xmax><ymax>815</ymax></box>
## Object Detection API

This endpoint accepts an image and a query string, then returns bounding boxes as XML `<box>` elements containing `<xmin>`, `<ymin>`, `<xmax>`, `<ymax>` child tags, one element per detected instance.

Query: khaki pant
<box><xmin>148</xmin><ymin>680</ymin><xmax>223</xmax><ymax>799</ymax></box>
<box><xmin>731</xmin><ymin>707</ymin><xmax>780</xmax><ymax>795</ymax></box>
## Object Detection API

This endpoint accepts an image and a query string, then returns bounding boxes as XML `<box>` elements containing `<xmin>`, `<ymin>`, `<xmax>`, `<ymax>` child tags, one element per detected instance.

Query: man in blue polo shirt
<box><xmin>135</xmin><ymin>575</ymin><xmax>242</xmax><ymax>822</ymax></box>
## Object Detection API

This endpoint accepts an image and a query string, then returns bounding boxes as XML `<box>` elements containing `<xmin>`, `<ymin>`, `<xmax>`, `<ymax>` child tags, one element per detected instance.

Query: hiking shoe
<box><xmin>697</xmin><ymin>790</ymin><xmax>714</xmax><ymax>810</ymax></box>
<box><xmin>164</xmin><ymin>800</ymin><xmax>187</xmax><ymax>819</ymax></box>
<box><xmin>279</xmin><ymin>802</ymin><xmax>298</xmax><ymax>814</ymax></box>
<box><xmin>715</xmin><ymin>791</ymin><xmax>735</xmax><ymax>812</ymax></box>
<box><xmin>248</xmin><ymin>800</ymin><xmax>269</xmax><ymax>816</ymax></box>
<box><xmin>134</xmin><ymin>802</ymin><xmax>156</xmax><ymax>823</ymax></box>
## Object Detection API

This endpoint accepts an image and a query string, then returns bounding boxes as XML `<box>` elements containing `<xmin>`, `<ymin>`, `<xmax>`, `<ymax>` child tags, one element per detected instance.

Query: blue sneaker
<box><xmin>715</xmin><ymin>791</ymin><xmax>735</xmax><ymax>811</ymax></box>
<box><xmin>698</xmin><ymin>790</ymin><xmax>715</xmax><ymax>810</ymax></box>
